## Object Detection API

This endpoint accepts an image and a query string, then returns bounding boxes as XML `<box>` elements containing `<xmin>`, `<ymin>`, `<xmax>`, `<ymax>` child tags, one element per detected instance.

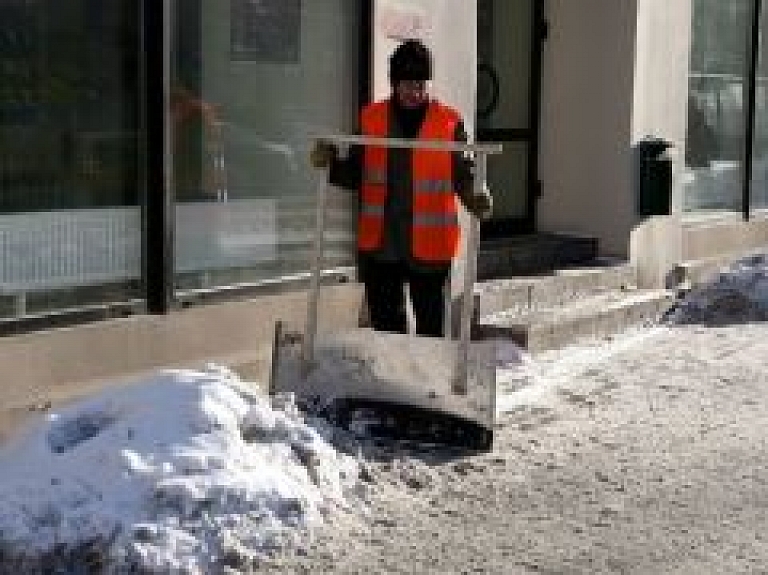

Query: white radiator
<box><xmin>0</xmin><ymin>201</ymin><xmax>279</xmax><ymax>307</ymax></box>
<box><xmin>175</xmin><ymin>199</ymin><xmax>277</xmax><ymax>273</ymax></box>
<box><xmin>0</xmin><ymin>208</ymin><xmax>142</xmax><ymax>294</ymax></box>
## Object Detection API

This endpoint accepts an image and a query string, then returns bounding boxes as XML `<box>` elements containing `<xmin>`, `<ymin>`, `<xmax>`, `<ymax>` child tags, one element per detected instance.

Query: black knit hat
<box><xmin>389</xmin><ymin>39</ymin><xmax>433</xmax><ymax>83</ymax></box>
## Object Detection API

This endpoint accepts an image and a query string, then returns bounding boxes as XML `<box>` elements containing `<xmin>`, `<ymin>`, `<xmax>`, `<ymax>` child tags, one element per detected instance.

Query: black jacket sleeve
<box><xmin>328</xmin><ymin>145</ymin><xmax>363</xmax><ymax>190</ymax></box>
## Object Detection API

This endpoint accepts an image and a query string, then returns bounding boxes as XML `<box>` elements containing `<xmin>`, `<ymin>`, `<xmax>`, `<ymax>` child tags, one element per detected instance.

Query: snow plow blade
<box><xmin>269</xmin><ymin>326</ymin><xmax>498</xmax><ymax>451</ymax></box>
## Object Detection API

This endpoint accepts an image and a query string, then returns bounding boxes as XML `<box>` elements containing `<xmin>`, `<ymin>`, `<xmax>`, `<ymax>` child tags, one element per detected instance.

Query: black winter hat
<box><xmin>389</xmin><ymin>39</ymin><xmax>433</xmax><ymax>83</ymax></box>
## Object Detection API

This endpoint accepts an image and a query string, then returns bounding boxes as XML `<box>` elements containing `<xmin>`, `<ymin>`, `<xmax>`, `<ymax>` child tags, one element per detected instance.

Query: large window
<box><xmin>0</xmin><ymin>0</ymin><xmax>364</xmax><ymax>326</ymax></box>
<box><xmin>0</xmin><ymin>0</ymin><xmax>142</xmax><ymax>318</ymax></box>
<box><xmin>685</xmin><ymin>0</ymin><xmax>768</xmax><ymax>216</ymax></box>
<box><xmin>171</xmin><ymin>0</ymin><xmax>361</xmax><ymax>293</ymax></box>
<box><xmin>684</xmin><ymin>0</ymin><xmax>753</xmax><ymax>212</ymax></box>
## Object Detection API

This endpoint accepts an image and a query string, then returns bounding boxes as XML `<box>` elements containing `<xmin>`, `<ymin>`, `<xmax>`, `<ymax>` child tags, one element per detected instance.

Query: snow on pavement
<box><xmin>495</xmin><ymin>326</ymin><xmax>665</xmax><ymax>415</ymax></box>
<box><xmin>665</xmin><ymin>252</ymin><xmax>768</xmax><ymax>325</ymax></box>
<box><xmin>252</xmin><ymin>252</ymin><xmax>768</xmax><ymax>574</ymax></box>
<box><xmin>496</xmin><ymin>252</ymin><xmax>768</xmax><ymax>415</ymax></box>
<box><xmin>0</xmin><ymin>365</ymin><xmax>363</xmax><ymax>572</ymax></box>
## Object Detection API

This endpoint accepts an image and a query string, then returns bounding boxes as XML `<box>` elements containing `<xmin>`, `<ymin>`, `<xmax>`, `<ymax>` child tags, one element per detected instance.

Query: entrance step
<box><xmin>474</xmin><ymin>262</ymin><xmax>637</xmax><ymax>318</ymax></box>
<box><xmin>471</xmin><ymin>261</ymin><xmax>675</xmax><ymax>352</ymax></box>
<box><xmin>477</xmin><ymin>232</ymin><xmax>599</xmax><ymax>281</ymax></box>
<box><xmin>475</xmin><ymin>287</ymin><xmax>675</xmax><ymax>352</ymax></box>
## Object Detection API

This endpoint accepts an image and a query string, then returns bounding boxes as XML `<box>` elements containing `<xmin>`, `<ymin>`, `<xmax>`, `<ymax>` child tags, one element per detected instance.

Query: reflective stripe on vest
<box><xmin>359</xmin><ymin>100</ymin><xmax>461</xmax><ymax>263</ymax></box>
<box><xmin>412</xmin><ymin>212</ymin><xmax>460</xmax><ymax>227</ymax></box>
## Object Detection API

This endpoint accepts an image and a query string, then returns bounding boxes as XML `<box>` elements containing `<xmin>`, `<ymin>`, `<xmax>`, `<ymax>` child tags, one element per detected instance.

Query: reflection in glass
<box><xmin>476</xmin><ymin>0</ymin><xmax>532</xmax><ymax>133</ymax></box>
<box><xmin>683</xmin><ymin>0</ymin><xmax>751</xmax><ymax>212</ymax></box>
<box><xmin>476</xmin><ymin>0</ymin><xmax>533</xmax><ymax>223</ymax></box>
<box><xmin>172</xmin><ymin>0</ymin><xmax>360</xmax><ymax>292</ymax></box>
<box><xmin>0</xmin><ymin>0</ymin><xmax>142</xmax><ymax>318</ymax></box>
<box><xmin>487</xmin><ymin>143</ymin><xmax>528</xmax><ymax>221</ymax></box>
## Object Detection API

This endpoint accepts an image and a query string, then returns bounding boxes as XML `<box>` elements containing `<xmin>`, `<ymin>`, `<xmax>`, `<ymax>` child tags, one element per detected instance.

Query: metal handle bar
<box><xmin>314</xmin><ymin>134</ymin><xmax>503</xmax><ymax>155</ymax></box>
<box><xmin>452</xmin><ymin>153</ymin><xmax>486</xmax><ymax>396</ymax></box>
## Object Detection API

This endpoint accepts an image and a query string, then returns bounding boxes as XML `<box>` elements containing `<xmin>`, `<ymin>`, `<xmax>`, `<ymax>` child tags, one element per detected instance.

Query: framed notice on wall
<box><xmin>231</xmin><ymin>0</ymin><xmax>302</xmax><ymax>63</ymax></box>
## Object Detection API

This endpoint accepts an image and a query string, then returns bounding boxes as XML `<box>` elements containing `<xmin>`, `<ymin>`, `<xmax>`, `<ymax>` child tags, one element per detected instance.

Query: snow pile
<box><xmin>0</xmin><ymin>366</ymin><xmax>363</xmax><ymax>573</ymax></box>
<box><xmin>666</xmin><ymin>254</ymin><xmax>768</xmax><ymax>325</ymax></box>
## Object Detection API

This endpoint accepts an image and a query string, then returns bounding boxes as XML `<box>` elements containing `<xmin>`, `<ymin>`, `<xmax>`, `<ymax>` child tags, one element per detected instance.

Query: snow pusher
<box><xmin>269</xmin><ymin>135</ymin><xmax>504</xmax><ymax>451</ymax></box>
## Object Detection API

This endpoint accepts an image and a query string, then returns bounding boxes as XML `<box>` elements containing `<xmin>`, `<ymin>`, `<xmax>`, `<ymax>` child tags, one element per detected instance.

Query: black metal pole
<box><xmin>527</xmin><ymin>0</ymin><xmax>547</xmax><ymax>233</ymax></box>
<box><xmin>359</xmin><ymin>0</ymin><xmax>373</xmax><ymax>108</ymax></box>
<box><xmin>142</xmin><ymin>0</ymin><xmax>173</xmax><ymax>313</ymax></box>
<box><xmin>743</xmin><ymin>0</ymin><xmax>762</xmax><ymax>221</ymax></box>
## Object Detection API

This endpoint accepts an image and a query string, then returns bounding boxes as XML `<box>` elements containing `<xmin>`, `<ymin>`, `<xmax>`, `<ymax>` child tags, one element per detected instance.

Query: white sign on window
<box><xmin>175</xmin><ymin>199</ymin><xmax>277</xmax><ymax>272</ymax></box>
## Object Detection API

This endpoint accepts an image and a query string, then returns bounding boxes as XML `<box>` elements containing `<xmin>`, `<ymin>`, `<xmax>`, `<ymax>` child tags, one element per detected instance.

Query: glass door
<box><xmin>477</xmin><ymin>0</ymin><xmax>544</xmax><ymax>237</ymax></box>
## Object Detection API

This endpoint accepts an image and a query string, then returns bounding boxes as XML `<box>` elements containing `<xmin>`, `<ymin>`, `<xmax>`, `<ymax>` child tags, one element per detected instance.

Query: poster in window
<box><xmin>231</xmin><ymin>0</ymin><xmax>301</xmax><ymax>63</ymax></box>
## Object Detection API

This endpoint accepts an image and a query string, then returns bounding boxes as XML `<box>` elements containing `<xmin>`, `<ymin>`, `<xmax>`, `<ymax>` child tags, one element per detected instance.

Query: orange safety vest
<box><xmin>359</xmin><ymin>100</ymin><xmax>461</xmax><ymax>264</ymax></box>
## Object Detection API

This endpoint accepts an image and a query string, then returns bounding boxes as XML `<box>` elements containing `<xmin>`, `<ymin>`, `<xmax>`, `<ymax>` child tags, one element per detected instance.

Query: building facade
<box><xmin>1</xmin><ymin>1</ymin><xmax>767</xmax><ymax>377</ymax></box>
<box><xmin>541</xmin><ymin>0</ymin><xmax>768</xmax><ymax>287</ymax></box>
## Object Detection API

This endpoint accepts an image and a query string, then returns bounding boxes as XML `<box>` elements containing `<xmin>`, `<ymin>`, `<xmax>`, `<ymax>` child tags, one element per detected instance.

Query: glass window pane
<box><xmin>488</xmin><ymin>142</ymin><xmax>528</xmax><ymax>221</ymax></box>
<box><xmin>477</xmin><ymin>0</ymin><xmax>532</xmax><ymax>131</ymax></box>
<box><xmin>751</xmin><ymin>5</ymin><xmax>768</xmax><ymax>211</ymax></box>
<box><xmin>0</xmin><ymin>0</ymin><xmax>142</xmax><ymax>318</ymax></box>
<box><xmin>172</xmin><ymin>0</ymin><xmax>360</xmax><ymax>292</ymax></box>
<box><xmin>683</xmin><ymin>0</ymin><xmax>752</xmax><ymax>212</ymax></box>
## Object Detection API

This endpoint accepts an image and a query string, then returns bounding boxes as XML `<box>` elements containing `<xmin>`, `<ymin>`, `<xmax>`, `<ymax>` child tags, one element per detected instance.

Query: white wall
<box><xmin>631</xmin><ymin>0</ymin><xmax>692</xmax><ymax>151</ymax></box>
<box><xmin>538</xmin><ymin>0</ymin><xmax>639</xmax><ymax>257</ymax></box>
<box><xmin>629</xmin><ymin>0</ymin><xmax>693</xmax><ymax>287</ymax></box>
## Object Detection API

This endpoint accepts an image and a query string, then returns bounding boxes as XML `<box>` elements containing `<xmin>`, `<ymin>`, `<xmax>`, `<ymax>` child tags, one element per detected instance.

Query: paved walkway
<box><xmin>262</xmin><ymin>323</ymin><xmax>768</xmax><ymax>574</ymax></box>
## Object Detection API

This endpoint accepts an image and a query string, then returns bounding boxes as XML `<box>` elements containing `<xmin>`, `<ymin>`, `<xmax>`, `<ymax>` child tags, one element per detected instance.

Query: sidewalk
<box><xmin>260</xmin><ymin>254</ymin><xmax>768</xmax><ymax>573</ymax></box>
<box><xmin>261</xmin><ymin>321</ymin><xmax>768</xmax><ymax>574</ymax></box>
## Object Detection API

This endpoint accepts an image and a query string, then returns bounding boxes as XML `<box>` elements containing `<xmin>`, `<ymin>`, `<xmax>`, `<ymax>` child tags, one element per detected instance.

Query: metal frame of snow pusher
<box><xmin>270</xmin><ymin>135</ymin><xmax>503</xmax><ymax>451</ymax></box>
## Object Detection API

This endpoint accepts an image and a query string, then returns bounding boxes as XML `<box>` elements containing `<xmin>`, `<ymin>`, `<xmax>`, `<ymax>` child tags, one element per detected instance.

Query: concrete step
<box><xmin>475</xmin><ymin>287</ymin><xmax>675</xmax><ymax>352</ymax></box>
<box><xmin>478</xmin><ymin>232</ymin><xmax>599</xmax><ymax>280</ymax></box>
<box><xmin>474</xmin><ymin>261</ymin><xmax>637</xmax><ymax>318</ymax></box>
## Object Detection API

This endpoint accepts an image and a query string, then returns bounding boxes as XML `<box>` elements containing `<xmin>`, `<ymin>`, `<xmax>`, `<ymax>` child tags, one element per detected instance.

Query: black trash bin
<box><xmin>636</xmin><ymin>136</ymin><xmax>673</xmax><ymax>217</ymax></box>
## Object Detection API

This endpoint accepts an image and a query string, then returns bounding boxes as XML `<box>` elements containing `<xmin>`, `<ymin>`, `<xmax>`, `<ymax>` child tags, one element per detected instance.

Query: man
<box><xmin>170</xmin><ymin>85</ymin><xmax>223</xmax><ymax>200</ymax></box>
<box><xmin>311</xmin><ymin>39</ymin><xmax>492</xmax><ymax>337</ymax></box>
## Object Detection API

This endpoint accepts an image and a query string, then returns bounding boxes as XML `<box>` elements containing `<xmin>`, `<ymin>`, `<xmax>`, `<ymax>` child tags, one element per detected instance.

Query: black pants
<box><xmin>359</xmin><ymin>259</ymin><xmax>450</xmax><ymax>337</ymax></box>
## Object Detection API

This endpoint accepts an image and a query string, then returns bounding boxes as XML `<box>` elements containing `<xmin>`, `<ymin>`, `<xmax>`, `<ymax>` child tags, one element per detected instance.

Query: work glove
<box><xmin>459</xmin><ymin>182</ymin><xmax>493</xmax><ymax>221</ymax></box>
<box><xmin>309</xmin><ymin>139</ymin><xmax>338</xmax><ymax>169</ymax></box>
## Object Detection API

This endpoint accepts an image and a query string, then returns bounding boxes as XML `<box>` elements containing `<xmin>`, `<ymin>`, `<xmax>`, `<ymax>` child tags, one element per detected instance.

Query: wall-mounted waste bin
<box><xmin>636</xmin><ymin>136</ymin><xmax>673</xmax><ymax>217</ymax></box>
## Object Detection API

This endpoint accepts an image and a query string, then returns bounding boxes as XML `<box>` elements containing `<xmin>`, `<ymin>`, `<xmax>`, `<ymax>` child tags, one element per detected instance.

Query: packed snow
<box><xmin>496</xmin><ymin>252</ymin><xmax>768</xmax><ymax>413</ymax></box>
<box><xmin>0</xmin><ymin>252</ymin><xmax>767</xmax><ymax>572</ymax></box>
<box><xmin>665</xmin><ymin>253</ymin><xmax>768</xmax><ymax>325</ymax></box>
<box><xmin>0</xmin><ymin>366</ymin><xmax>363</xmax><ymax>572</ymax></box>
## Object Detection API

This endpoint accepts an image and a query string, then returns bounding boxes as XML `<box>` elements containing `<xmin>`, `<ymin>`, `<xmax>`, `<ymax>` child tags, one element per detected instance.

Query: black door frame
<box><xmin>477</xmin><ymin>0</ymin><xmax>546</xmax><ymax>239</ymax></box>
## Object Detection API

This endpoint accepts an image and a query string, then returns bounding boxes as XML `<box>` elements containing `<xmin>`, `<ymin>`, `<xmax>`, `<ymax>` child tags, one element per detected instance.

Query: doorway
<box><xmin>476</xmin><ymin>0</ymin><xmax>545</xmax><ymax>238</ymax></box>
